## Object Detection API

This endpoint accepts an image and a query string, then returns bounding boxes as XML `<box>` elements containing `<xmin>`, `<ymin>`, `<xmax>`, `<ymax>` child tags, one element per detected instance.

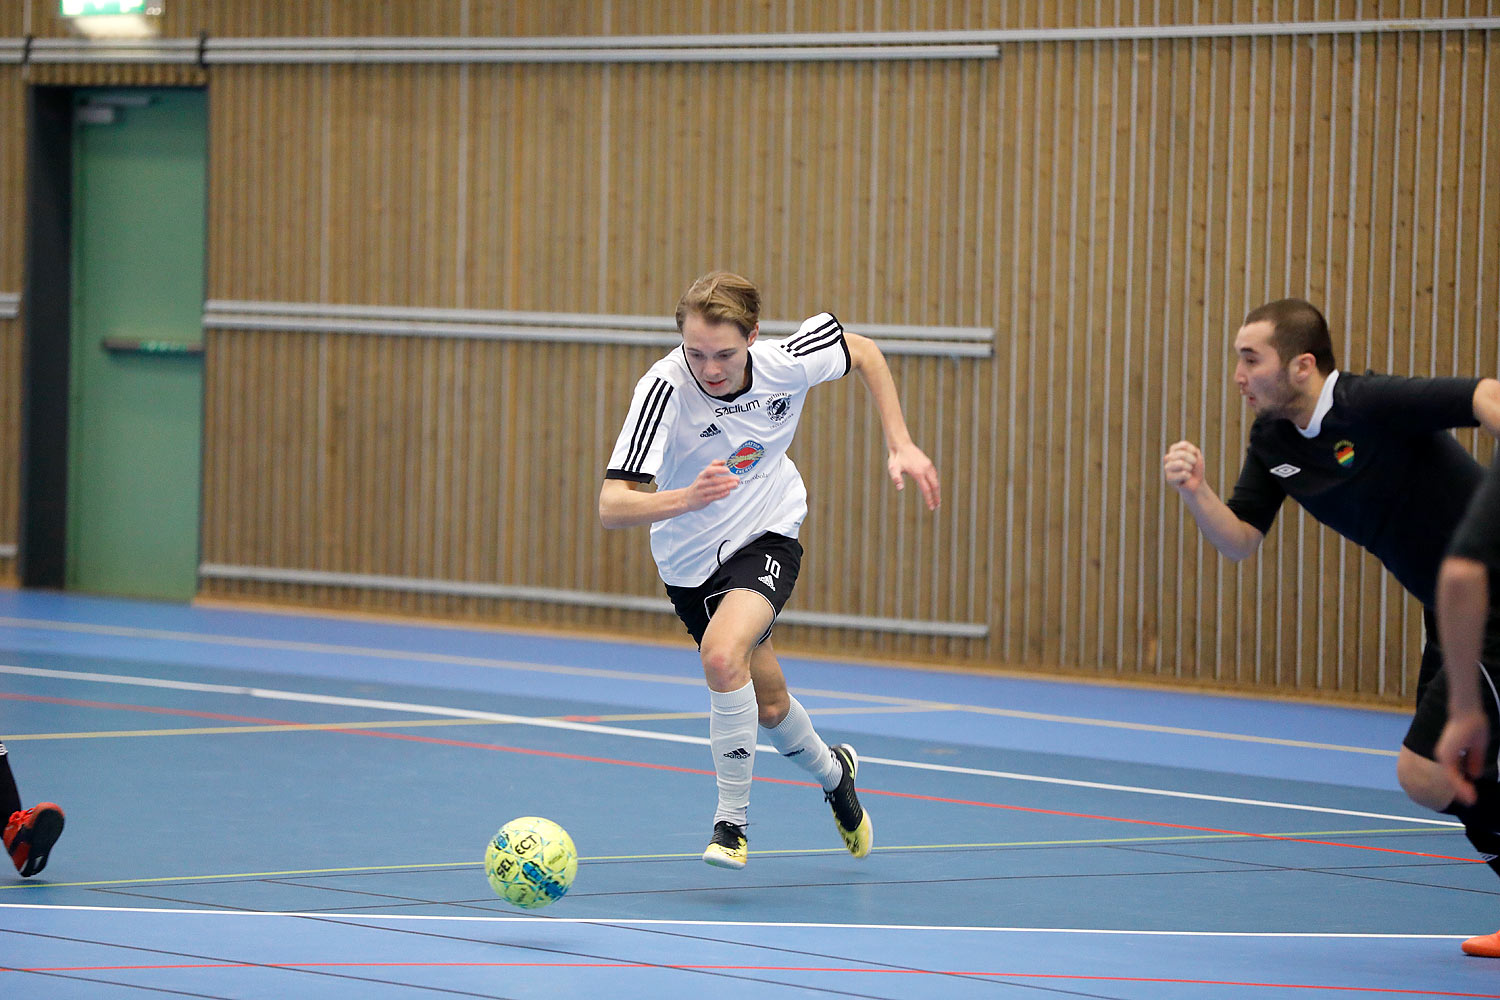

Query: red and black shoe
<box><xmin>5</xmin><ymin>803</ymin><xmax>65</xmax><ymax>877</ymax></box>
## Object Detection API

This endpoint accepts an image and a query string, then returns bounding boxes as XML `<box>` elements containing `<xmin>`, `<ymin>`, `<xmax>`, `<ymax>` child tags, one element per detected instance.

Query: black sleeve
<box><xmin>1223</xmin><ymin>448</ymin><xmax>1286</xmax><ymax>536</ymax></box>
<box><xmin>604</xmin><ymin>469</ymin><xmax>654</xmax><ymax>484</ymax></box>
<box><xmin>1346</xmin><ymin>373</ymin><xmax>1481</xmax><ymax>433</ymax></box>
<box><xmin>1450</xmin><ymin>456</ymin><xmax>1500</xmax><ymax>569</ymax></box>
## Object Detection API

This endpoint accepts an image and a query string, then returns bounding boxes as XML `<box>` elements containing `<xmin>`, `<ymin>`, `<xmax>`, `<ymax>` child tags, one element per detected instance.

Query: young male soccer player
<box><xmin>600</xmin><ymin>271</ymin><xmax>940</xmax><ymax>869</ymax></box>
<box><xmin>1162</xmin><ymin>298</ymin><xmax>1500</xmax><ymax>951</ymax></box>
<box><xmin>1</xmin><ymin>742</ymin><xmax>64</xmax><ymax>877</ymax></box>
<box><xmin>1434</xmin><ymin>455</ymin><xmax>1500</xmax><ymax>956</ymax></box>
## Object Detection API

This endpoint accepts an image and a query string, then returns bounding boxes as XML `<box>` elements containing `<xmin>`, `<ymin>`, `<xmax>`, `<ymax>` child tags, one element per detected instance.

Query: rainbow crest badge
<box><xmin>1334</xmin><ymin>440</ymin><xmax>1355</xmax><ymax>468</ymax></box>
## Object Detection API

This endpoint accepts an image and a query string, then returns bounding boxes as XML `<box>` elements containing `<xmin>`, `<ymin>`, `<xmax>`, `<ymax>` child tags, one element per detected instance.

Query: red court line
<box><xmin>4</xmin><ymin>689</ymin><xmax>1476</xmax><ymax>863</ymax></box>
<box><xmin>0</xmin><ymin>691</ymin><xmax>294</xmax><ymax>726</ymax></box>
<box><xmin>15</xmin><ymin>961</ymin><xmax>1500</xmax><ymax>996</ymax></box>
<box><xmin>856</xmin><ymin>786</ymin><xmax>1478</xmax><ymax>863</ymax></box>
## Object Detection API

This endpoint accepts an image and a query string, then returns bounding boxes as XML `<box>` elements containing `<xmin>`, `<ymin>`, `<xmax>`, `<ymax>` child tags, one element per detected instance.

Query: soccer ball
<box><xmin>484</xmin><ymin>816</ymin><xmax>578</xmax><ymax>909</ymax></box>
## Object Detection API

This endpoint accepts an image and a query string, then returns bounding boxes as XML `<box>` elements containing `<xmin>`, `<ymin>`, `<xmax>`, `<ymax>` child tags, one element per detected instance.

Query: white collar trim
<box><xmin>1296</xmin><ymin>370</ymin><xmax>1339</xmax><ymax>438</ymax></box>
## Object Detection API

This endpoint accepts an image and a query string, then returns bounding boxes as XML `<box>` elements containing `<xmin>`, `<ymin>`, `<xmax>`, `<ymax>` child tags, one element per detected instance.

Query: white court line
<box><xmin>0</xmin><ymin>903</ymin><xmax>1467</xmax><ymax>938</ymax></box>
<box><xmin>0</xmin><ymin>615</ymin><xmax>1402</xmax><ymax>756</ymax></box>
<box><xmin>0</xmin><ymin>663</ymin><xmax>1460</xmax><ymax>828</ymax></box>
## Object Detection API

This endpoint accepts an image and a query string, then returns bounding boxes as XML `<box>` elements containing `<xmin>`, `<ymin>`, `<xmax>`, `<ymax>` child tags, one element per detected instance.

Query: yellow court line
<box><xmin>4</xmin><ymin>718</ymin><xmax>515</xmax><ymax>741</ymax></box>
<box><xmin>2</xmin><ymin>712</ymin><xmax>720</xmax><ymax>742</ymax></box>
<box><xmin>564</xmin><ymin>712</ymin><xmax>708</xmax><ymax>722</ymax></box>
<box><xmin>0</xmin><ymin>827</ymin><xmax>1446</xmax><ymax>890</ymax></box>
<box><xmin>3</xmin><ymin>699</ymin><xmax>1388</xmax><ymax>759</ymax></box>
<box><xmin>931</xmin><ymin>705</ymin><xmax>1401</xmax><ymax>757</ymax></box>
<box><xmin>0</xmin><ymin>620</ymin><xmax>1399</xmax><ymax>756</ymax></box>
<box><xmin>583</xmin><ymin>826</ymin><xmax>1448</xmax><ymax>861</ymax></box>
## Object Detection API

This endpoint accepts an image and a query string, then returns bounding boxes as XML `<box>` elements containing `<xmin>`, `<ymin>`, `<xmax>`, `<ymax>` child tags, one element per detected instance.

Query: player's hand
<box><xmin>1163</xmin><ymin>440</ymin><xmax>1206</xmax><ymax>493</ymax></box>
<box><xmin>1435</xmin><ymin>710</ymin><xmax>1490</xmax><ymax>807</ymax></box>
<box><xmin>681</xmin><ymin>460</ymin><xmax>738</xmax><ymax>512</ymax></box>
<box><xmin>888</xmin><ymin>443</ymin><xmax>941</xmax><ymax>511</ymax></box>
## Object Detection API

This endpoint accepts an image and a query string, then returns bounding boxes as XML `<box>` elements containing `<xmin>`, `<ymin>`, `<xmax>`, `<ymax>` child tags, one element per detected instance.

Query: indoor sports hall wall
<box><xmin>0</xmin><ymin>2</ymin><xmax>1497</xmax><ymax>706</ymax></box>
<box><xmin>0</xmin><ymin>65</ymin><xmax>20</xmax><ymax>581</ymax></box>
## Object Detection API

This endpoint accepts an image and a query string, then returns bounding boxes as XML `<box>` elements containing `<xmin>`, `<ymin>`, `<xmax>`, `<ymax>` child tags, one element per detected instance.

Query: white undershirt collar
<box><xmin>1296</xmin><ymin>369</ymin><xmax>1339</xmax><ymax>438</ymax></box>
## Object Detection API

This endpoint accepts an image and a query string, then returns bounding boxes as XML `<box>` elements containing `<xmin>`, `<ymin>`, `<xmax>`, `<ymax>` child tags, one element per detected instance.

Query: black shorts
<box><xmin>1414</xmin><ymin>607</ymin><xmax>1444</xmax><ymax>706</ymax></box>
<box><xmin>1404</xmin><ymin>658</ymin><xmax>1500</xmax><ymax>777</ymax></box>
<box><xmin>664</xmin><ymin>532</ymin><xmax>803</xmax><ymax>647</ymax></box>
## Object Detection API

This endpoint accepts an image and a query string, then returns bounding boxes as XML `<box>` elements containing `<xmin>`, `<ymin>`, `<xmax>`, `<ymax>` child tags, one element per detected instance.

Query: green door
<box><xmin>68</xmin><ymin>88</ymin><xmax>206</xmax><ymax>600</ymax></box>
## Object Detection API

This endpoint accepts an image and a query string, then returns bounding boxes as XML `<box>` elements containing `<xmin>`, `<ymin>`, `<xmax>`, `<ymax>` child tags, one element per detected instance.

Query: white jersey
<box><xmin>606</xmin><ymin>313</ymin><xmax>851</xmax><ymax>586</ymax></box>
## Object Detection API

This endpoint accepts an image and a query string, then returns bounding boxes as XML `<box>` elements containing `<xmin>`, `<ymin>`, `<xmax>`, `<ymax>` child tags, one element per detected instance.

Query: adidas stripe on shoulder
<box><xmin>782</xmin><ymin>314</ymin><xmax>844</xmax><ymax>358</ymax></box>
<box><xmin>622</xmin><ymin>377</ymin><xmax>674</xmax><ymax>475</ymax></box>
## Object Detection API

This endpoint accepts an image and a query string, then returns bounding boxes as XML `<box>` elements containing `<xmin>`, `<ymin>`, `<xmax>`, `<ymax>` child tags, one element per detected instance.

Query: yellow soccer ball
<box><xmin>484</xmin><ymin>816</ymin><xmax>578</xmax><ymax>909</ymax></box>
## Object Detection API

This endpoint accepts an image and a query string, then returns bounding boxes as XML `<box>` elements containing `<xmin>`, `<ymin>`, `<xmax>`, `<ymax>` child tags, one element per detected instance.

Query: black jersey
<box><xmin>1225</xmin><ymin>370</ymin><xmax>1482</xmax><ymax>607</ymax></box>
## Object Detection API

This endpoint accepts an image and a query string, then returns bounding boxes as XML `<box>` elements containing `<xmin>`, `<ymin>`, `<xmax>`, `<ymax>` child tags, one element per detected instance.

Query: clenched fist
<box><xmin>1163</xmin><ymin>440</ymin><xmax>1205</xmax><ymax>493</ymax></box>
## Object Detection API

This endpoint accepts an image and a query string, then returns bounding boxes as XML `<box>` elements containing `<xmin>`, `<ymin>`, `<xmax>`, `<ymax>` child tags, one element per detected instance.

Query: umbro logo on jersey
<box><xmin>722</xmin><ymin>748</ymin><xmax>751</xmax><ymax>759</ymax></box>
<box><xmin>700</xmin><ymin>423</ymin><xmax>722</xmax><ymax>438</ymax></box>
<box><xmin>758</xmin><ymin>573</ymin><xmax>777</xmax><ymax>589</ymax></box>
<box><xmin>1269</xmin><ymin>463</ymin><xmax>1301</xmax><ymax>478</ymax></box>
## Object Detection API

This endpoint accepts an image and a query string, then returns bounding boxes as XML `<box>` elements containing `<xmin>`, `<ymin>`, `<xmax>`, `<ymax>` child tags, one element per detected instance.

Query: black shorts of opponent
<box><xmin>1404</xmin><ymin>657</ymin><xmax>1500</xmax><ymax>778</ymax></box>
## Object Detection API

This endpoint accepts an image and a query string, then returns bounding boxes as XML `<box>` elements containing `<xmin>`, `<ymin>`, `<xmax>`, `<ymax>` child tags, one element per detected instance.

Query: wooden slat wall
<box><xmin>0</xmin><ymin>61</ymin><xmax>23</xmax><ymax>584</ymax></box>
<box><xmin>4</xmin><ymin>2</ymin><xmax>1500</xmax><ymax>703</ymax></box>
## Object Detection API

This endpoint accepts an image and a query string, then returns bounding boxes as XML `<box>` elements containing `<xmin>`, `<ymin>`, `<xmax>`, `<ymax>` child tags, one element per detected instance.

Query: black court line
<box><xmin>597</xmin><ymin>919</ymin><xmax>1141</xmax><ymax>1000</ymax></box>
<box><xmin>1114</xmin><ymin>844</ymin><xmax>1500</xmax><ymax>896</ymax></box>
<box><xmin>292</xmin><ymin>911</ymin><xmax>1134</xmax><ymax>1000</ymax></box>
<box><xmin>87</xmin><ymin>852</ymin><xmax>1490</xmax><ymax>915</ymax></box>
<box><xmin>10</xmin><ymin>897</ymin><xmax>1130</xmax><ymax>1000</ymax></box>
<box><xmin>279</xmin><ymin>915</ymin><xmax>928</xmax><ymax>1000</ymax></box>
<box><xmin>263</xmin><ymin>877</ymin><xmax>510</xmax><ymax>908</ymax></box>
<box><xmin>88</xmin><ymin>884</ymin><xmax>518</xmax><ymax>917</ymax></box>
<box><xmin>2</xmin><ymin>964</ymin><xmax>235</xmax><ymax>999</ymax></box>
<box><xmin>1</xmin><ymin>928</ymin><xmax>524</xmax><ymax>999</ymax></box>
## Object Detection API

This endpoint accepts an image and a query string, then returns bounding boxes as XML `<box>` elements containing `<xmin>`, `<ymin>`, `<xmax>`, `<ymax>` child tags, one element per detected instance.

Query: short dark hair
<box><xmin>1242</xmin><ymin>298</ymin><xmax>1336</xmax><ymax>375</ymax></box>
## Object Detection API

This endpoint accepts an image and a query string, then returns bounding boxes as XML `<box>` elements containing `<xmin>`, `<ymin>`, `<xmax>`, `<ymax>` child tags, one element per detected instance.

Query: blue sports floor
<box><xmin>1</xmin><ymin>589</ymin><xmax>1498</xmax><ymax>998</ymax></box>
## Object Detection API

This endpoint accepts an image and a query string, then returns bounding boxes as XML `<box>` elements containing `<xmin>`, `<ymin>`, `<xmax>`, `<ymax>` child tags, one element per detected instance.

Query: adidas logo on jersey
<box><xmin>700</xmin><ymin>423</ymin><xmax>722</xmax><ymax>438</ymax></box>
<box><xmin>1269</xmin><ymin>463</ymin><xmax>1301</xmax><ymax>478</ymax></box>
<box><xmin>758</xmin><ymin>574</ymin><xmax>776</xmax><ymax>589</ymax></box>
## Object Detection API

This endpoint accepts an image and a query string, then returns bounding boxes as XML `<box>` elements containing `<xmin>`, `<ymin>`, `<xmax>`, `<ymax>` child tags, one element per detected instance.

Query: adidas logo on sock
<box><xmin>722</xmin><ymin>747</ymin><xmax>750</xmax><ymax>759</ymax></box>
<box><xmin>700</xmin><ymin>423</ymin><xmax>723</xmax><ymax>438</ymax></box>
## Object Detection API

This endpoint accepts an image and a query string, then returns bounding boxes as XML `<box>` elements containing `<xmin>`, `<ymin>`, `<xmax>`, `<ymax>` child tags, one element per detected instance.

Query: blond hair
<box><xmin>674</xmin><ymin>271</ymin><xmax>761</xmax><ymax>338</ymax></box>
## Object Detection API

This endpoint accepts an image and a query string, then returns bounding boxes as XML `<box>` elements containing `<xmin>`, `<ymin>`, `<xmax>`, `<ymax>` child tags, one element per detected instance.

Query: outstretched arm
<box><xmin>1162</xmin><ymin>440</ymin><xmax>1265</xmax><ymax>562</ymax></box>
<box><xmin>846</xmin><ymin>332</ymin><xmax>941</xmax><ymax>510</ymax></box>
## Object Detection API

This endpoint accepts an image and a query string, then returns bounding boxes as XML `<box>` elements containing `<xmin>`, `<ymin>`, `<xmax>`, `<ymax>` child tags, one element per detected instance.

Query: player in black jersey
<box><xmin>1163</xmin><ymin>298</ymin><xmax>1500</xmax><ymax>953</ymax></box>
<box><xmin>1435</xmin><ymin>455</ymin><xmax>1500</xmax><ymax>956</ymax></box>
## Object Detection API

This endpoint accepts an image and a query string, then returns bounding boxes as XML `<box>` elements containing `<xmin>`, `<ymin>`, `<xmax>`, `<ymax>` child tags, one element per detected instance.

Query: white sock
<box><xmin>709</xmin><ymin>682</ymin><xmax>757</xmax><ymax>827</ymax></box>
<box><xmin>764</xmin><ymin>696</ymin><xmax>840</xmax><ymax>791</ymax></box>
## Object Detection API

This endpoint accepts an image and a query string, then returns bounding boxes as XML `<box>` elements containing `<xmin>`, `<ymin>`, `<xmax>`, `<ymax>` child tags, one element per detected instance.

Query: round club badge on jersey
<box><xmin>727</xmin><ymin>440</ymin><xmax>766</xmax><ymax>476</ymax></box>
